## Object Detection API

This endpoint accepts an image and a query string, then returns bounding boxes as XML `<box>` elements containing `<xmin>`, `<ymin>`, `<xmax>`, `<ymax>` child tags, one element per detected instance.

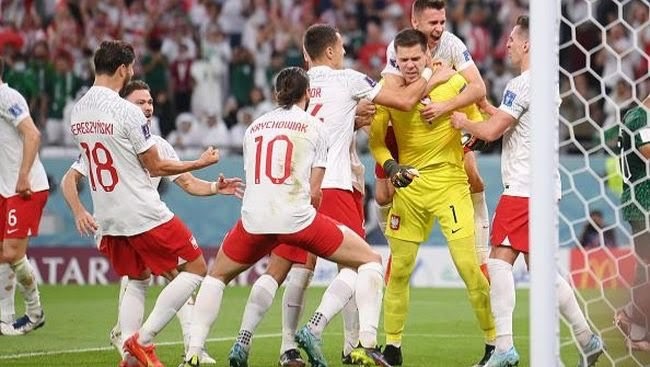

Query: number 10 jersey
<box><xmin>241</xmin><ymin>105</ymin><xmax>328</xmax><ymax>234</ymax></box>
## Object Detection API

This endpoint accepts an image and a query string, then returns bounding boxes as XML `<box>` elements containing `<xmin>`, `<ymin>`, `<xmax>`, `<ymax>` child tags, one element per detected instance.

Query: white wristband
<box><xmin>210</xmin><ymin>182</ymin><xmax>217</xmax><ymax>194</ymax></box>
<box><xmin>420</xmin><ymin>67</ymin><xmax>433</xmax><ymax>82</ymax></box>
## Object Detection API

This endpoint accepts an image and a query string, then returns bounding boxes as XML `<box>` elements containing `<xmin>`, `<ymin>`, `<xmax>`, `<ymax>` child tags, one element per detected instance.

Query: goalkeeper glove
<box><xmin>461</xmin><ymin>133</ymin><xmax>491</xmax><ymax>152</ymax></box>
<box><xmin>383</xmin><ymin>159</ymin><xmax>419</xmax><ymax>188</ymax></box>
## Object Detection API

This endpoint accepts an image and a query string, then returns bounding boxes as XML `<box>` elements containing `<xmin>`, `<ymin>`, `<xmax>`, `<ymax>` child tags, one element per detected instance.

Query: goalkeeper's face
<box><xmin>395</xmin><ymin>45</ymin><xmax>428</xmax><ymax>84</ymax></box>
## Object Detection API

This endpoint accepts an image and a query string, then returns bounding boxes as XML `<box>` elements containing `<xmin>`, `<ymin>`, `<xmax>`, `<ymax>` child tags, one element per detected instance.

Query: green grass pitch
<box><xmin>0</xmin><ymin>285</ymin><xmax>648</xmax><ymax>366</ymax></box>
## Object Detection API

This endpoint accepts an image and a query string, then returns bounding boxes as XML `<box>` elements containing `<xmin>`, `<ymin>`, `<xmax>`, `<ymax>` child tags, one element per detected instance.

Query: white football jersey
<box><xmin>306</xmin><ymin>66</ymin><xmax>382</xmax><ymax>191</ymax></box>
<box><xmin>382</xmin><ymin>31</ymin><xmax>474</xmax><ymax>76</ymax></box>
<box><xmin>498</xmin><ymin>70</ymin><xmax>561</xmax><ymax>199</ymax></box>
<box><xmin>71</xmin><ymin>135</ymin><xmax>181</xmax><ymax>188</ymax></box>
<box><xmin>70</xmin><ymin>86</ymin><xmax>173</xmax><ymax>236</ymax></box>
<box><xmin>241</xmin><ymin>105</ymin><xmax>328</xmax><ymax>233</ymax></box>
<box><xmin>0</xmin><ymin>83</ymin><xmax>49</xmax><ymax>197</ymax></box>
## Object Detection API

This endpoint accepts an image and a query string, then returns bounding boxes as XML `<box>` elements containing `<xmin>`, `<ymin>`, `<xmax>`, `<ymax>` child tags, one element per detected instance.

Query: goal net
<box><xmin>559</xmin><ymin>0</ymin><xmax>649</xmax><ymax>365</ymax></box>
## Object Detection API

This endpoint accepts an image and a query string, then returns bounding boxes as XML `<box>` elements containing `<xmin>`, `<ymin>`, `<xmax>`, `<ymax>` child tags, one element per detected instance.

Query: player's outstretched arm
<box><xmin>451</xmin><ymin>110</ymin><xmax>515</xmax><ymax>142</ymax></box>
<box><xmin>15</xmin><ymin>117</ymin><xmax>41</xmax><ymax>198</ymax></box>
<box><xmin>140</xmin><ymin>146</ymin><xmax>220</xmax><ymax>177</ymax></box>
<box><xmin>174</xmin><ymin>173</ymin><xmax>244</xmax><ymax>198</ymax></box>
<box><xmin>61</xmin><ymin>168</ymin><xmax>98</xmax><ymax>236</ymax></box>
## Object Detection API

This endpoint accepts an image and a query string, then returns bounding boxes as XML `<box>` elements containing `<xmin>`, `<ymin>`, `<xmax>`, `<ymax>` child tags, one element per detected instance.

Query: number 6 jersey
<box><xmin>0</xmin><ymin>83</ymin><xmax>49</xmax><ymax>198</ymax></box>
<box><xmin>70</xmin><ymin>86</ymin><xmax>173</xmax><ymax>236</ymax></box>
<box><xmin>241</xmin><ymin>105</ymin><xmax>328</xmax><ymax>234</ymax></box>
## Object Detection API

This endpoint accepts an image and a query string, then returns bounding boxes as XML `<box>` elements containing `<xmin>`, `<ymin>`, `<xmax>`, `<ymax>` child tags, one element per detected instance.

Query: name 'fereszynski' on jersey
<box><xmin>70</xmin><ymin>86</ymin><xmax>173</xmax><ymax>236</ymax></box>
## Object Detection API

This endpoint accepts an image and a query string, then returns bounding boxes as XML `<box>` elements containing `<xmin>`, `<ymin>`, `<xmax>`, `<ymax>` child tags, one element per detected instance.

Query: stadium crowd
<box><xmin>0</xmin><ymin>0</ymin><xmax>648</xmax><ymax>154</ymax></box>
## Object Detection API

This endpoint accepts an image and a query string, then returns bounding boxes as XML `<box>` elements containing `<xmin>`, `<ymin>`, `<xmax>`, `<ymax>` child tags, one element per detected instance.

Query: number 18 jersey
<box><xmin>241</xmin><ymin>105</ymin><xmax>328</xmax><ymax>234</ymax></box>
<box><xmin>70</xmin><ymin>86</ymin><xmax>173</xmax><ymax>236</ymax></box>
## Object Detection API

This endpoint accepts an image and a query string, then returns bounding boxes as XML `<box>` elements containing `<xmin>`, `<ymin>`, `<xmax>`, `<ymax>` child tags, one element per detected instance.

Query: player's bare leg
<box><xmin>2</xmin><ymin>237</ymin><xmax>43</xmax><ymax>335</ymax></box>
<box><xmin>296</xmin><ymin>227</ymin><xmax>390</xmax><ymax>367</ymax></box>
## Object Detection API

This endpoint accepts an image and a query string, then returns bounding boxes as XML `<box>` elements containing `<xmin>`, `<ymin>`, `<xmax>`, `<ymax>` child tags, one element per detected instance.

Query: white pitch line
<box><xmin>0</xmin><ymin>333</ymin><xmax>281</xmax><ymax>360</ymax></box>
<box><xmin>0</xmin><ymin>332</ymin><xmax>572</xmax><ymax>360</ymax></box>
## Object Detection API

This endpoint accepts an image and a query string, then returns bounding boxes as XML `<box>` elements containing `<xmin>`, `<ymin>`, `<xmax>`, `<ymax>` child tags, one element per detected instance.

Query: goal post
<box><xmin>529</xmin><ymin>0</ymin><xmax>561</xmax><ymax>366</ymax></box>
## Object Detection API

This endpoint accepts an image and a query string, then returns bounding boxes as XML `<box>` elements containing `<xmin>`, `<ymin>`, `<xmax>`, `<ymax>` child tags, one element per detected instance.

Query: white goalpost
<box><xmin>530</xmin><ymin>0</ymin><xmax>561</xmax><ymax>366</ymax></box>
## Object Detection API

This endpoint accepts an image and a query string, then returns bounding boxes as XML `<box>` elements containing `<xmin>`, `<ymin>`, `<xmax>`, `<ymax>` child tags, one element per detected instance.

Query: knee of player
<box><xmin>186</xmin><ymin>256</ymin><xmax>208</xmax><ymax>277</ymax></box>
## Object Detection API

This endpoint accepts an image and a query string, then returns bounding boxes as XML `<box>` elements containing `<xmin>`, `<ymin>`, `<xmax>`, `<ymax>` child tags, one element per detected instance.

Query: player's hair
<box><xmin>275</xmin><ymin>67</ymin><xmax>309</xmax><ymax>109</ymax></box>
<box><xmin>93</xmin><ymin>40</ymin><xmax>135</xmax><ymax>76</ymax></box>
<box><xmin>303</xmin><ymin>24</ymin><xmax>339</xmax><ymax>61</ymax></box>
<box><xmin>412</xmin><ymin>0</ymin><xmax>446</xmax><ymax>15</ymax></box>
<box><xmin>394</xmin><ymin>29</ymin><xmax>428</xmax><ymax>53</ymax></box>
<box><xmin>515</xmin><ymin>15</ymin><xmax>529</xmax><ymax>39</ymax></box>
<box><xmin>120</xmin><ymin>80</ymin><xmax>151</xmax><ymax>98</ymax></box>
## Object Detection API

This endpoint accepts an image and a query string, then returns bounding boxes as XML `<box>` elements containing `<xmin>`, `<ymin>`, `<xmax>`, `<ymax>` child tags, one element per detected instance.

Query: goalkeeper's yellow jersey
<box><xmin>370</xmin><ymin>73</ymin><xmax>483</xmax><ymax>171</ymax></box>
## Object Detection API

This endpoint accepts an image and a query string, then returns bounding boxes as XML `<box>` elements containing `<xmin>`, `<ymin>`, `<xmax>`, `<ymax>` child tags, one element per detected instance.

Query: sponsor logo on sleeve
<box><xmin>503</xmin><ymin>90</ymin><xmax>517</xmax><ymax>107</ymax></box>
<box><xmin>141</xmin><ymin>124</ymin><xmax>151</xmax><ymax>140</ymax></box>
<box><xmin>364</xmin><ymin>75</ymin><xmax>377</xmax><ymax>87</ymax></box>
<box><xmin>462</xmin><ymin>50</ymin><xmax>471</xmax><ymax>62</ymax></box>
<box><xmin>8</xmin><ymin>103</ymin><xmax>23</xmax><ymax>118</ymax></box>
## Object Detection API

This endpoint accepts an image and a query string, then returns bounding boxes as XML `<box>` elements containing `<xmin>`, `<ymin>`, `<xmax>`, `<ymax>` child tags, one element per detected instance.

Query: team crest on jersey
<box><xmin>8</xmin><ymin>103</ymin><xmax>23</xmax><ymax>118</ymax></box>
<box><xmin>503</xmin><ymin>90</ymin><xmax>517</xmax><ymax>107</ymax></box>
<box><xmin>364</xmin><ymin>75</ymin><xmax>377</xmax><ymax>87</ymax></box>
<box><xmin>463</xmin><ymin>50</ymin><xmax>471</xmax><ymax>62</ymax></box>
<box><xmin>390</xmin><ymin>214</ymin><xmax>401</xmax><ymax>230</ymax></box>
<box><xmin>141</xmin><ymin>124</ymin><xmax>151</xmax><ymax>140</ymax></box>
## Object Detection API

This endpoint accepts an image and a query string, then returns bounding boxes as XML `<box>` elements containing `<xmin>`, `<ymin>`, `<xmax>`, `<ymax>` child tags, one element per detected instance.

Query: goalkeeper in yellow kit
<box><xmin>369</xmin><ymin>29</ymin><xmax>496</xmax><ymax>366</ymax></box>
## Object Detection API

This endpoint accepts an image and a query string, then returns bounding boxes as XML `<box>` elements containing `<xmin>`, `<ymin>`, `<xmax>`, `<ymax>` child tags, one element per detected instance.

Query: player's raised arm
<box><xmin>61</xmin><ymin>162</ymin><xmax>98</xmax><ymax>236</ymax></box>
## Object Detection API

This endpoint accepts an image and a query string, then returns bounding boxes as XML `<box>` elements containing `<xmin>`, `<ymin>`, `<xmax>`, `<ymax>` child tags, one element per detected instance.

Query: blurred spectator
<box><xmin>248</xmin><ymin>86</ymin><xmax>274</xmax><ymax>119</ymax></box>
<box><xmin>27</xmin><ymin>39</ymin><xmax>54</xmax><ymax>128</ymax></box>
<box><xmin>190</xmin><ymin>51</ymin><xmax>227</xmax><ymax>119</ymax></box>
<box><xmin>580</xmin><ymin>210</ymin><xmax>618</xmax><ymax>248</ymax></box>
<box><xmin>1</xmin><ymin>47</ymin><xmax>38</xmax><ymax>106</ymax></box>
<box><xmin>170</xmin><ymin>43</ymin><xmax>195</xmax><ymax>114</ymax></box>
<box><xmin>167</xmin><ymin>112</ymin><xmax>202</xmax><ymax>149</ymax></box>
<box><xmin>141</xmin><ymin>37</ymin><xmax>173</xmax><ymax>136</ymax></box>
<box><xmin>200</xmin><ymin>110</ymin><xmax>230</xmax><ymax>151</ymax></box>
<box><xmin>229</xmin><ymin>107</ymin><xmax>256</xmax><ymax>154</ymax></box>
<box><xmin>485</xmin><ymin>58</ymin><xmax>513</xmax><ymax>102</ymax></box>
<box><xmin>356</xmin><ymin>17</ymin><xmax>386</xmax><ymax>80</ymax></box>
<box><xmin>45</xmin><ymin>51</ymin><xmax>83</xmax><ymax>145</ymax></box>
<box><xmin>229</xmin><ymin>46</ymin><xmax>255</xmax><ymax>106</ymax></box>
